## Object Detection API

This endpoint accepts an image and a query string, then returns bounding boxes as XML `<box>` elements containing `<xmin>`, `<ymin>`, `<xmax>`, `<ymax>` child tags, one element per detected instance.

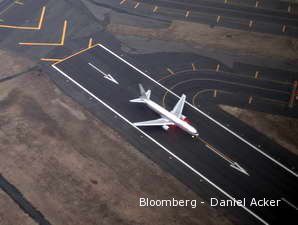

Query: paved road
<box><xmin>52</xmin><ymin>44</ymin><xmax>298</xmax><ymax>225</ymax></box>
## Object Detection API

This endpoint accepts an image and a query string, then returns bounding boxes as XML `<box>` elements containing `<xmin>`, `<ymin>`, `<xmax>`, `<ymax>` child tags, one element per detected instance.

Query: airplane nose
<box><xmin>190</xmin><ymin>127</ymin><xmax>198</xmax><ymax>136</ymax></box>
<box><xmin>193</xmin><ymin>127</ymin><xmax>197</xmax><ymax>133</ymax></box>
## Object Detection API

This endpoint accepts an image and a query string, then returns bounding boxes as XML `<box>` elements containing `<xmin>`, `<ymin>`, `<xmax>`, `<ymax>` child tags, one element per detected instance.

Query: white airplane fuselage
<box><xmin>143</xmin><ymin>98</ymin><xmax>198</xmax><ymax>137</ymax></box>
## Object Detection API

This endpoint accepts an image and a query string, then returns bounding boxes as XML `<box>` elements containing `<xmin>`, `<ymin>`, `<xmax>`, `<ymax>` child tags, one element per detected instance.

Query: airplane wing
<box><xmin>171</xmin><ymin>94</ymin><xmax>186</xmax><ymax>118</ymax></box>
<box><xmin>133</xmin><ymin>118</ymin><xmax>174</xmax><ymax>127</ymax></box>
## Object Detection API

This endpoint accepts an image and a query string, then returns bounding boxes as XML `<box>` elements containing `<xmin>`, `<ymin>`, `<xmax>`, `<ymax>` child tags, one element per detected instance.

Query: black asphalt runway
<box><xmin>52</xmin><ymin>44</ymin><xmax>298</xmax><ymax>225</ymax></box>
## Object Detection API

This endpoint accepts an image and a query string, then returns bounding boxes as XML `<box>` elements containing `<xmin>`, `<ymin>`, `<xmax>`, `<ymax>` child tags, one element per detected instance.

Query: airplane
<box><xmin>130</xmin><ymin>84</ymin><xmax>199</xmax><ymax>138</ymax></box>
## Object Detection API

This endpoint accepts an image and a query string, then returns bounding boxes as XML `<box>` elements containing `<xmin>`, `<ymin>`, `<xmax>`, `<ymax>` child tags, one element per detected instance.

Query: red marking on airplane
<box><xmin>183</xmin><ymin>117</ymin><xmax>191</xmax><ymax>124</ymax></box>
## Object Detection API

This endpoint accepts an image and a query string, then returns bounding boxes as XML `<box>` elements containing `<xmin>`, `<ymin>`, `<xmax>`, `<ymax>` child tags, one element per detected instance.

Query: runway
<box><xmin>52</xmin><ymin>44</ymin><xmax>298</xmax><ymax>225</ymax></box>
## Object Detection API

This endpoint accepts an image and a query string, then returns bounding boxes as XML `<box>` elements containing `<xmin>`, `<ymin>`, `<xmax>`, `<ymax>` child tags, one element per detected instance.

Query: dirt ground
<box><xmin>0</xmin><ymin>50</ymin><xmax>34</xmax><ymax>79</ymax></box>
<box><xmin>0</xmin><ymin>190</ymin><xmax>36</xmax><ymax>225</ymax></box>
<box><xmin>220</xmin><ymin>105</ymin><xmax>298</xmax><ymax>155</ymax></box>
<box><xmin>107</xmin><ymin>20</ymin><xmax>298</xmax><ymax>60</ymax></box>
<box><xmin>0</xmin><ymin>52</ymin><xmax>234</xmax><ymax>225</ymax></box>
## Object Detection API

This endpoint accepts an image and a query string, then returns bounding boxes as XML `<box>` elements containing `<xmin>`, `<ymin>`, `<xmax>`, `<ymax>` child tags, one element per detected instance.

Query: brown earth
<box><xmin>0</xmin><ymin>50</ymin><xmax>34</xmax><ymax>79</ymax></box>
<box><xmin>220</xmin><ymin>105</ymin><xmax>298</xmax><ymax>155</ymax></box>
<box><xmin>0</xmin><ymin>52</ymin><xmax>234</xmax><ymax>225</ymax></box>
<box><xmin>0</xmin><ymin>190</ymin><xmax>37</xmax><ymax>225</ymax></box>
<box><xmin>107</xmin><ymin>20</ymin><xmax>298</xmax><ymax>60</ymax></box>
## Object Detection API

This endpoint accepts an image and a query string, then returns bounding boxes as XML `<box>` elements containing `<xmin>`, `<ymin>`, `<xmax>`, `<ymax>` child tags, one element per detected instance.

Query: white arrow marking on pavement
<box><xmin>205</xmin><ymin>143</ymin><xmax>249</xmax><ymax>176</ymax></box>
<box><xmin>230</xmin><ymin>162</ymin><xmax>249</xmax><ymax>176</ymax></box>
<box><xmin>88</xmin><ymin>62</ymin><xmax>119</xmax><ymax>85</ymax></box>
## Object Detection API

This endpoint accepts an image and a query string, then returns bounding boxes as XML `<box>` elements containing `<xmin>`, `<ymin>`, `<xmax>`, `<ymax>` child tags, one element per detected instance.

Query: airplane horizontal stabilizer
<box><xmin>130</xmin><ymin>84</ymin><xmax>151</xmax><ymax>103</ymax></box>
<box><xmin>130</xmin><ymin>98</ymin><xmax>145</xmax><ymax>103</ymax></box>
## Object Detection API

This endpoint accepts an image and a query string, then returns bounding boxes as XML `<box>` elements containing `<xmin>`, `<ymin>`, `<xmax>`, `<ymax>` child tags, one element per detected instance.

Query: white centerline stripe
<box><xmin>52</xmin><ymin>64</ymin><xmax>269</xmax><ymax>225</ymax></box>
<box><xmin>96</xmin><ymin>44</ymin><xmax>297</xmax><ymax>178</ymax></box>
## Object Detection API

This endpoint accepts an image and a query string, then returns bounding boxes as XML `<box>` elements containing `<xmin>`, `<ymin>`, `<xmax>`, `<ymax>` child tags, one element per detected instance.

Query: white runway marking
<box><xmin>205</xmin><ymin>143</ymin><xmax>249</xmax><ymax>176</ymax></box>
<box><xmin>281</xmin><ymin>198</ymin><xmax>298</xmax><ymax>210</ymax></box>
<box><xmin>52</xmin><ymin>64</ymin><xmax>269</xmax><ymax>225</ymax></box>
<box><xmin>96</xmin><ymin>44</ymin><xmax>297</xmax><ymax>178</ymax></box>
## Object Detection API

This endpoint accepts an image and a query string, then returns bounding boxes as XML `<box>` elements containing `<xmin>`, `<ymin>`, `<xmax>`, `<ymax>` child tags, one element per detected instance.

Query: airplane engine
<box><xmin>162</xmin><ymin>125</ymin><xmax>169</xmax><ymax>131</ymax></box>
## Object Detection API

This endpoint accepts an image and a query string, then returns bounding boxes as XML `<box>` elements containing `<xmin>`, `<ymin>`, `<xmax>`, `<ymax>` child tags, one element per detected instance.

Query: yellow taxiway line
<box><xmin>19</xmin><ymin>20</ymin><xmax>67</xmax><ymax>46</ymax></box>
<box><xmin>0</xmin><ymin>6</ymin><xmax>45</xmax><ymax>30</ymax></box>
<box><xmin>52</xmin><ymin>43</ymin><xmax>98</xmax><ymax>66</ymax></box>
<box><xmin>40</xmin><ymin>58</ymin><xmax>62</xmax><ymax>62</ymax></box>
<box><xmin>88</xmin><ymin>38</ymin><xmax>93</xmax><ymax>48</ymax></box>
<box><xmin>14</xmin><ymin>1</ymin><xmax>24</xmax><ymax>5</ymax></box>
<box><xmin>41</xmin><ymin>38</ymin><xmax>97</xmax><ymax>62</ymax></box>
<box><xmin>166</xmin><ymin>67</ymin><xmax>175</xmax><ymax>75</ymax></box>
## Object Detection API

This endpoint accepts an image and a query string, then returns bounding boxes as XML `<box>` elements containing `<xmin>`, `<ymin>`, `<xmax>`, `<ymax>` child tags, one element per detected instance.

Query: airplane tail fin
<box><xmin>130</xmin><ymin>84</ymin><xmax>151</xmax><ymax>103</ymax></box>
<box><xmin>139</xmin><ymin>84</ymin><xmax>151</xmax><ymax>99</ymax></box>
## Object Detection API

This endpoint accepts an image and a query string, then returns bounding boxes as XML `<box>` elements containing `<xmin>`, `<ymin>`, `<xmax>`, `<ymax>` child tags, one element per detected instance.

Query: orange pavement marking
<box><xmin>0</xmin><ymin>6</ymin><xmax>45</xmax><ymax>30</ymax></box>
<box><xmin>19</xmin><ymin>20</ymin><xmax>67</xmax><ymax>46</ymax></box>
<box><xmin>40</xmin><ymin>58</ymin><xmax>62</xmax><ymax>62</ymax></box>
<box><xmin>88</xmin><ymin>38</ymin><xmax>93</xmax><ymax>48</ymax></box>
<box><xmin>52</xmin><ymin>44</ymin><xmax>99</xmax><ymax>66</ymax></box>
